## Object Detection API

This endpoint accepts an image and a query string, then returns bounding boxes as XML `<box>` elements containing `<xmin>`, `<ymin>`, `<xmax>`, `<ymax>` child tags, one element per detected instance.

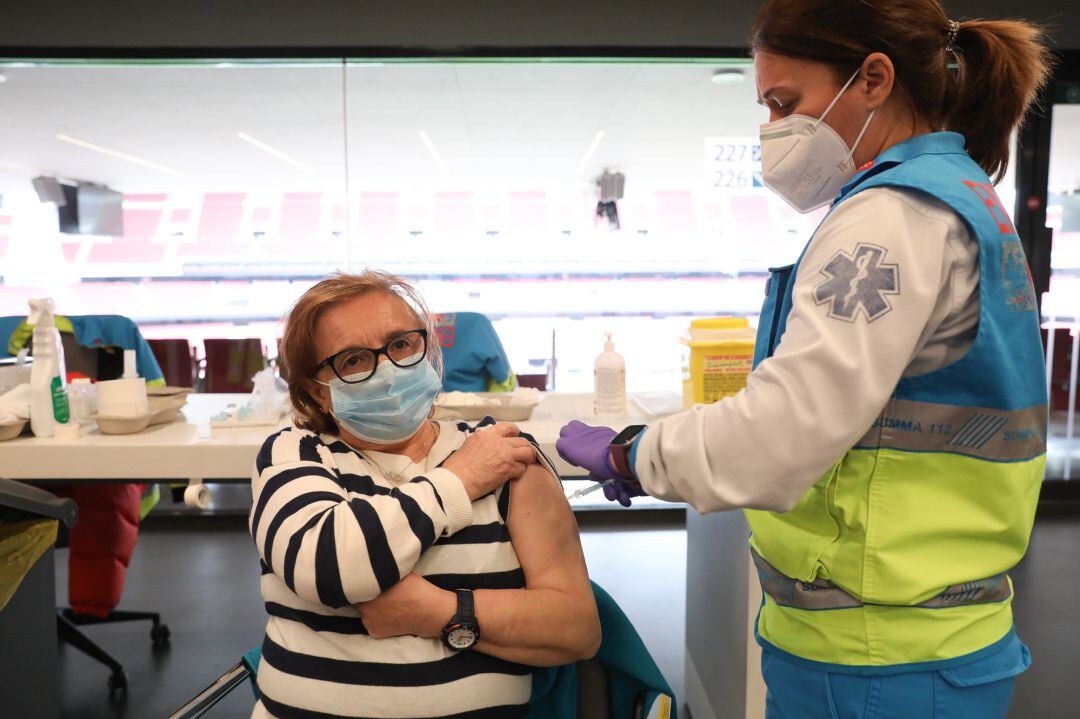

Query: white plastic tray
<box><xmin>433</xmin><ymin>392</ymin><xmax>542</xmax><ymax>422</ymax></box>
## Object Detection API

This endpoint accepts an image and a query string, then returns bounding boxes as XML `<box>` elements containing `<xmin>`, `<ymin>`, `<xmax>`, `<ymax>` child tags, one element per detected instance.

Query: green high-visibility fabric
<box><xmin>486</xmin><ymin>371</ymin><xmax>518</xmax><ymax>393</ymax></box>
<box><xmin>0</xmin><ymin>519</ymin><xmax>58</xmax><ymax>612</ymax></box>
<box><xmin>746</xmin><ymin>448</ymin><xmax>1043</xmax><ymax>666</ymax></box>
<box><xmin>6</xmin><ymin>316</ymin><xmax>74</xmax><ymax>356</ymax></box>
<box><xmin>139</xmin><ymin>485</ymin><xmax>160</xmax><ymax>520</ymax></box>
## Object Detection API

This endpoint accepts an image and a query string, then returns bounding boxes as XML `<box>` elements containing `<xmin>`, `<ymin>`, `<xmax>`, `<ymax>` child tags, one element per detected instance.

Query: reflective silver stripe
<box><xmin>751</xmin><ymin>550</ymin><xmax>861</xmax><ymax>610</ymax></box>
<box><xmin>854</xmin><ymin>399</ymin><xmax>1046</xmax><ymax>461</ymax></box>
<box><xmin>751</xmin><ymin>549</ymin><xmax>1012</xmax><ymax>610</ymax></box>
<box><xmin>917</xmin><ymin>574</ymin><xmax>1011</xmax><ymax>608</ymax></box>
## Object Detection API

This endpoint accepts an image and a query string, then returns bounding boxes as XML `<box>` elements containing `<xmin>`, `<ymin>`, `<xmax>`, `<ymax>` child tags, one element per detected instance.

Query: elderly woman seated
<box><xmin>250</xmin><ymin>271</ymin><xmax>600</xmax><ymax>719</ymax></box>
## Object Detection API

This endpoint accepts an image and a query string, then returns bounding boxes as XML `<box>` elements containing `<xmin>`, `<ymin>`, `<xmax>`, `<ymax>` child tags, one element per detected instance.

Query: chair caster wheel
<box><xmin>151</xmin><ymin>623</ymin><xmax>171</xmax><ymax>646</ymax></box>
<box><xmin>108</xmin><ymin>670</ymin><xmax>128</xmax><ymax>697</ymax></box>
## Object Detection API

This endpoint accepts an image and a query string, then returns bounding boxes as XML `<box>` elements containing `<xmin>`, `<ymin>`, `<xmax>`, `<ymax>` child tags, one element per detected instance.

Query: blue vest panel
<box><xmin>755</xmin><ymin>132</ymin><xmax>1045</xmax><ymax>415</ymax></box>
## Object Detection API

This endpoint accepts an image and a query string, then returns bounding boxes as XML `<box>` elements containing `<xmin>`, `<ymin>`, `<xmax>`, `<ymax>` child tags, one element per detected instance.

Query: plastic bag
<box><xmin>209</xmin><ymin>369</ymin><xmax>290</xmax><ymax>427</ymax></box>
<box><xmin>0</xmin><ymin>383</ymin><xmax>31</xmax><ymax>424</ymax></box>
<box><xmin>249</xmin><ymin>368</ymin><xmax>289</xmax><ymax>422</ymax></box>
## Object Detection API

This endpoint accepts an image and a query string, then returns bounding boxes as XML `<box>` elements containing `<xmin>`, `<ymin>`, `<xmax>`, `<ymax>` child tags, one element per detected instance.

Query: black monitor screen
<box><xmin>57</xmin><ymin>183</ymin><xmax>79</xmax><ymax>234</ymax></box>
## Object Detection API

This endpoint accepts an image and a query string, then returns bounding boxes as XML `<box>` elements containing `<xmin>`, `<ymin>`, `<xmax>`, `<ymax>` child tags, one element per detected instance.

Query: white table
<box><xmin>0</xmin><ymin>392</ymin><xmax>682</xmax><ymax>483</ymax></box>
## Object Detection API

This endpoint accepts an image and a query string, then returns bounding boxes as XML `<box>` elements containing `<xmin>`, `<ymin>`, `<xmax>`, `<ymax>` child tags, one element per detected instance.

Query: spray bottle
<box><xmin>593</xmin><ymin>332</ymin><xmax>626</xmax><ymax>416</ymax></box>
<box><xmin>28</xmin><ymin>298</ymin><xmax>70</xmax><ymax>437</ymax></box>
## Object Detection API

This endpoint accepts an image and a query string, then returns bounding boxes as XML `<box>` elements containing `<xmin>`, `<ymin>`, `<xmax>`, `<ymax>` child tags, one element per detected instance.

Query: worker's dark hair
<box><xmin>751</xmin><ymin>0</ymin><xmax>1054</xmax><ymax>182</ymax></box>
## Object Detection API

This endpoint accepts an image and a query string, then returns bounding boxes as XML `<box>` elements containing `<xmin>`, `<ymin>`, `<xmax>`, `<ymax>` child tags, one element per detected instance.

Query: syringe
<box><xmin>565</xmin><ymin>479</ymin><xmax>614</xmax><ymax>500</ymax></box>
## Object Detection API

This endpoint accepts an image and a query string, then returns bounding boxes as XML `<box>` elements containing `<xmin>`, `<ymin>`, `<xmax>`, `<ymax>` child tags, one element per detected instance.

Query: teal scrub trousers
<box><xmin>761</xmin><ymin>631</ymin><xmax>1030</xmax><ymax>719</ymax></box>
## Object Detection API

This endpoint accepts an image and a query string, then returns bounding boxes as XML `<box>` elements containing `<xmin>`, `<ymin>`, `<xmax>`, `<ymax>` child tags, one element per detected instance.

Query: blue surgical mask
<box><xmin>319</xmin><ymin>355</ymin><xmax>442</xmax><ymax>444</ymax></box>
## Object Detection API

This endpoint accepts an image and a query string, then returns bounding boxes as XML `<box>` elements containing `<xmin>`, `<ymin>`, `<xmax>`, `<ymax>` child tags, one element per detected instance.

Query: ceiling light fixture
<box><xmin>55</xmin><ymin>133</ymin><xmax>182</xmax><ymax>176</ymax></box>
<box><xmin>237</xmin><ymin>132</ymin><xmax>315</xmax><ymax>175</ymax></box>
<box><xmin>418</xmin><ymin>130</ymin><xmax>449</xmax><ymax>176</ymax></box>
<box><xmin>711</xmin><ymin>69</ymin><xmax>746</xmax><ymax>85</ymax></box>
<box><xmin>0</xmin><ymin>159</ymin><xmax>34</xmax><ymax>174</ymax></box>
<box><xmin>576</xmin><ymin>130</ymin><xmax>606</xmax><ymax>175</ymax></box>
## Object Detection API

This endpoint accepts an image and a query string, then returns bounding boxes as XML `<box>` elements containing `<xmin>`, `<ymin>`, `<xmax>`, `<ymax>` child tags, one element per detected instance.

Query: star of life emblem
<box><xmin>813</xmin><ymin>243</ymin><xmax>900</xmax><ymax>322</ymax></box>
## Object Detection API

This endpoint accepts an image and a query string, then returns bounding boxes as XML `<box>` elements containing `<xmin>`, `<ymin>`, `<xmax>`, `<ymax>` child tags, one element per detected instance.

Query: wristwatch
<box><xmin>441</xmin><ymin>589</ymin><xmax>480</xmax><ymax>652</ymax></box>
<box><xmin>609</xmin><ymin>424</ymin><xmax>647</xmax><ymax>478</ymax></box>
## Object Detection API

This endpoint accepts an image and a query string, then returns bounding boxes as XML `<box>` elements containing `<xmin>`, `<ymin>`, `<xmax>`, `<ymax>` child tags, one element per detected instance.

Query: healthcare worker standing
<box><xmin>556</xmin><ymin>1</ymin><xmax>1053</xmax><ymax>716</ymax></box>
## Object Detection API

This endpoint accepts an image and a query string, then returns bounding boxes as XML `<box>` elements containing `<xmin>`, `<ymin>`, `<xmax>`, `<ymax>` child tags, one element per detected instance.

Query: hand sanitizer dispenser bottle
<box><xmin>593</xmin><ymin>332</ymin><xmax>626</xmax><ymax>416</ymax></box>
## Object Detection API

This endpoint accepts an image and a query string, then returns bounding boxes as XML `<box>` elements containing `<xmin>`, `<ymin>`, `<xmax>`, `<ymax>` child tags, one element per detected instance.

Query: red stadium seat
<box><xmin>516</xmin><ymin>373</ymin><xmax>548</xmax><ymax>390</ymax></box>
<box><xmin>147</xmin><ymin>339</ymin><xmax>197</xmax><ymax>388</ymax></box>
<box><xmin>202</xmin><ymin>338</ymin><xmax>266</xmax><ymax>393</ymax></box>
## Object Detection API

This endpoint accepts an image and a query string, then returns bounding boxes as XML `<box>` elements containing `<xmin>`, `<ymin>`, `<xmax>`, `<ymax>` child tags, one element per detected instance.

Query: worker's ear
<box><xmin>859</xmin><ymin>52</ymin><xmax>895</xmax><ymax>111</ymax></box>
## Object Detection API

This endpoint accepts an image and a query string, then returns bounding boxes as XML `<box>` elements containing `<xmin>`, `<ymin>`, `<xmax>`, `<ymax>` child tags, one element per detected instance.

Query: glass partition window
<box><xmin>0</xmin><ymin>59</ymin><xmax>1020</xmax><ymax>392</ymax></box>
<box><xmin>0</xmin><ymin>61</ymin><xmax>348</xmax><ymax>360</ymax></box>
<box><xmin>342</xmin><ymin>61</ymin><xmax>824</xmax><ymax>390</ymax></box>
<box><xmin>1039</xmin><ymin>101</ymin><xmax>1080</xmax><ymax>481</ymax></box>
<box><xmin>1046</xmin><ymin>104</ymin><xmax>1080</xmax><ymax>317</ymax></box>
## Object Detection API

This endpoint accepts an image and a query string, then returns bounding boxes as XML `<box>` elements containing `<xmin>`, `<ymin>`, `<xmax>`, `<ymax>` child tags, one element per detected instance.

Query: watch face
<box><xmin>448</xmin><ymin>626</ymin><xmax>477</xmax><ymax>650</ymax></box>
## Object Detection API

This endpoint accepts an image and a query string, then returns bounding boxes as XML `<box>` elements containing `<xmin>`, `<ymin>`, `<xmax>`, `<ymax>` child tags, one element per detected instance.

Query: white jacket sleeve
<box><xmin>634</xmin><ymin>188</ymin><xmax>958</xmax><ymax>513</ymax></box>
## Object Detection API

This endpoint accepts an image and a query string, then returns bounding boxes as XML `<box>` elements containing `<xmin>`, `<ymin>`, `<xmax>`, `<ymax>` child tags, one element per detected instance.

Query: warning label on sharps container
<box><xmin>701</xmin><ymin>354</ymin><xmax>751</xmax><ymax>402</ymax></box>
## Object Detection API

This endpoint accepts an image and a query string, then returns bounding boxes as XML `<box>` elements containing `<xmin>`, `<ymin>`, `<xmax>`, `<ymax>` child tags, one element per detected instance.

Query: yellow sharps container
<box><xmin>681</xmin><ymin>317</ymin><xmax>756</xmax><ymax>408</ymax></box>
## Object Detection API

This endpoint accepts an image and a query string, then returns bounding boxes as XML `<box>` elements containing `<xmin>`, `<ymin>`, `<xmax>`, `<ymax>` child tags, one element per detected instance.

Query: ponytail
<box><xmin>752</xmin><ymin>1</ymin><xmax>1054</xmax><ymax>184</ymax></box>
<box><xmin>946</xmin><ymin>20</ymin><xmax>1054</xmax><ymax>182</ymax></box>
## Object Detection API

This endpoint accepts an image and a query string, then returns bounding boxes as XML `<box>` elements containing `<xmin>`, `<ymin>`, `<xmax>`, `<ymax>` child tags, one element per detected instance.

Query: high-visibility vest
<box><xmin>747</xmin><ymin>131</ymin><xmax>1046</xmax><ymax>668</ymax></box>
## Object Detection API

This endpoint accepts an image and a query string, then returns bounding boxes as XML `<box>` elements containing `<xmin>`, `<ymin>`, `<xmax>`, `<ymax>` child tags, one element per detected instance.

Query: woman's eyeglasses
<box><xmin>316</xmin><ymin>329</ymin><xmax>428</xmax><ymax>384</ymax></box>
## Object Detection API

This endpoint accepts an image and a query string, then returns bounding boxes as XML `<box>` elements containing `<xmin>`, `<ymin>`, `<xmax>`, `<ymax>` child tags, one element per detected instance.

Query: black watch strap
<box><xmin>455</xmin><ymin>589</ymin><xmax>475</xmax><ymax>622</ymax></box>
<box><xmin>443</xmin><ymin>589</ymin><xmax>480</xmax><ymax>652</ymax></box>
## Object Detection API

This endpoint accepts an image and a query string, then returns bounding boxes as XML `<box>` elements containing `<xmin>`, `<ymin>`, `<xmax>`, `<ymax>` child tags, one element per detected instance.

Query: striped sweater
<box><xmin>249</xmin><ymin>420</ymin><xmax>532</xmax><ymax>719</ymax></box>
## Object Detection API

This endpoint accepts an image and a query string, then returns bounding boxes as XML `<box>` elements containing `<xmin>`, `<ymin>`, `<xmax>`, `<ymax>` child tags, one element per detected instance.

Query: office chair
<box><xmin>48</xmin><ymin>318</ymin><xmax>173</xmax><ymax>696</ymax></box>
<box><xmin>55</xmin><ymin>520</ymin><xmax>172</xmax><ymax>695</ymax></box>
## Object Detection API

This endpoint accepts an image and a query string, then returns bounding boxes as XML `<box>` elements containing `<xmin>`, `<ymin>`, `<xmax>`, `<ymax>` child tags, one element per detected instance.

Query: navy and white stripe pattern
<box><xmin>250</xmin><ymin>419</ymin><xmax>531</xmax><ymax>719</ymax></box>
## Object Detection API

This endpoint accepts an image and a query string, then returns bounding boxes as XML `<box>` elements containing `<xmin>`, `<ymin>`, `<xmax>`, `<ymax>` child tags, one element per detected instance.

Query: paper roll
<box><xmin>122</xmin><ymin>349</ymin><xmax>138</xmax><ymax>380</ymax></box>
<box><xmin>96</xmin><ymin>378</ymin><xmax>149</xmax><ymax>418</ymax></box>
<box><xmin>53</xmin><ymin>422</ymin><xmax>83</xmax><ymax>441</ymax></box>
<box><xmin>183</xmin><ymin>484</ymin><xmax>212</xmax><ymax>510</ymax></box>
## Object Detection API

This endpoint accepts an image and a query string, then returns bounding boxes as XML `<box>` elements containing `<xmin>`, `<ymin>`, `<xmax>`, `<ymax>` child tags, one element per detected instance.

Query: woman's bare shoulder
<box><xmin>506</xmin><ymin>461</ymin><xmax>571</xmax><ymax>526</ymax></box>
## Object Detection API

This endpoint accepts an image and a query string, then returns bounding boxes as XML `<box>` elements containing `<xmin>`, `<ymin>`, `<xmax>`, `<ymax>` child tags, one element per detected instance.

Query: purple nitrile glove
<box><xmin>556</xmin><ymin>420</ymin><xmax>646</xmax><ymax>508</ymax></box>
<box><xmin>556</xmin><ymin>420</ymin><xmax>619</xmax><ymax>478</ymax></box>
<box><xmin>602</xmin><ymin>479</ymin><xmax>645</xmax><ymax>508</ymax></box>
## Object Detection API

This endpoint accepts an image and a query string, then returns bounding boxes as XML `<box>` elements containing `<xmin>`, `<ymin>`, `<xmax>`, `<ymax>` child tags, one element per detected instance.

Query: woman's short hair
<box><xmin>280</xmin><ymin>270</ymin><xmax>442</xmax><ymax>435</ymax></box>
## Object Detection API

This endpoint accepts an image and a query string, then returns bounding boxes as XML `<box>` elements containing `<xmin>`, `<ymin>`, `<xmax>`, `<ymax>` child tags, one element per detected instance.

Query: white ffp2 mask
<box><xmin>759</xmin><ymin>67</ymin><xmax>876</xmax><ymax>213</ymax></box>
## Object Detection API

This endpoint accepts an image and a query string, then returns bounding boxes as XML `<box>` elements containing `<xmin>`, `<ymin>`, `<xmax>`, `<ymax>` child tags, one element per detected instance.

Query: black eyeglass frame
<box><xmin>315</xmin><ymin>328</ymin><xmax>429</xmax><ymax>384</ymax></box>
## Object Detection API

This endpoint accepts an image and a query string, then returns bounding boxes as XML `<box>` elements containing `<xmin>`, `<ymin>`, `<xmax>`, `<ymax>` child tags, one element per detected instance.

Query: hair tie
<box><xmin>945</xmin><ymin>20</ymin><xmax>961</xmax><ymax>49</ymax></box>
